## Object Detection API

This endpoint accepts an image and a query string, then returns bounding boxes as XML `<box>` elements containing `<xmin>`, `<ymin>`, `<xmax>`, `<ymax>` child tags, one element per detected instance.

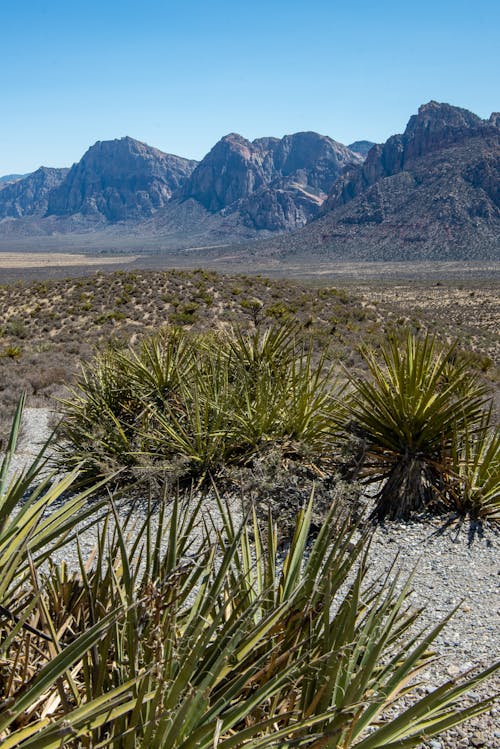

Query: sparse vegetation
<box><xmin>0</xmin><ymin>266</ymin><xmax>499</xmax><ymax>747</ymax></box>
<box><xmin>0</xmin><ymin>269</ymin><xmax>379</xmax><ymax>430</ymax></box>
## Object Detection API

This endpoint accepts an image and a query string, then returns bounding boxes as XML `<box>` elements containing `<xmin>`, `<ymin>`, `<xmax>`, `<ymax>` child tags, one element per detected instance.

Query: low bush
<box><xmin>57</xmin><ymin>323</ymin><xmax>343</xmax><ymax>484</ymax></box>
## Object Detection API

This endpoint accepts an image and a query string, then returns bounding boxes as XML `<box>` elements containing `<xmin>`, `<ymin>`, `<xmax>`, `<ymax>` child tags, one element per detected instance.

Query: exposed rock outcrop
<box><xmin>255</xmin><ymin>102</ymin><xmax>500</xmax><ymax>261</ymax></box>
<box><xmin>0</xmin><ymin>167</ymin><xmax>68</xmax><ymax>219</ymax></box>
<box><xmin>2</xmin><ymin>104</ymin><xmax>499</xmax><ymax>262</ymax></box>
<box><xmin>46</xmin><ymin>137</ymin><xmax>198</xmax><ymax>221</ymax></box>
<box><xmin>325</xmin><ymin>102</ymin><xmax>498</xmax><ymax>213</ymax></box>
<box><xmin>180</xmin><ymin>131</ymin><xmax>361</xmax><ymax>231</ymax></box>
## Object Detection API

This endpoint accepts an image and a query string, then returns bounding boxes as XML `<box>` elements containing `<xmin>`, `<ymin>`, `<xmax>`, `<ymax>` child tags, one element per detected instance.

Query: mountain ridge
<box><xmin>1</xmin><ymin>102</ymin><xmax>499</xmax><ymax>262</ymax></box>
<box><xmin>248</xmin><ymin>102</ymin><xmax>500</xmax><ymax>262</ymax></box>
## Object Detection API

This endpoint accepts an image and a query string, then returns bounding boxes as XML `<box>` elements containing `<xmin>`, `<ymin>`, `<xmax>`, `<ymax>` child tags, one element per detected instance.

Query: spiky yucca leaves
<box><xmin>0</xmin><ymin>398</ymin><xmax>131</xmax><ymax>745</ymax></box>
<box><xmin>447</xmin><ymin>412</ymin><xmax>500</xmax><ymax>520</ymax></box>
<box><xmin>0</xmin><ymin>396</ymin><xmax>108</xmax><ymax>611</ymax></box>
<box><xmin>348</xmin><ymin>332</ymin><xmax>491</xmax><ymax>520</ymax></box>
<box><xmin>226</xmin><ymin>326</ymin><xmax>341</xmax><ymax>460</ymax></box>
<box><xmin>58</xmin><ymin>324</ymin><xmax>342</xmax><ymax>484</ymax></box>
<box><xmin>57</xmin><ymin>329</ymin><xmax>200</xmax><ymax>477</ymax></box>
<box><xmin>3</xmin><ymin>488</ymin><xmax>499</xmax><ymax>748</ymax></box>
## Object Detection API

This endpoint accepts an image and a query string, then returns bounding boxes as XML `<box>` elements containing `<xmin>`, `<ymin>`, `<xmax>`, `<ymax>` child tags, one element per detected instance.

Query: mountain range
<box><xmin>1</xmin><ymin>101</ymin><xmax>499</xmax><ymax>261</ymax></box>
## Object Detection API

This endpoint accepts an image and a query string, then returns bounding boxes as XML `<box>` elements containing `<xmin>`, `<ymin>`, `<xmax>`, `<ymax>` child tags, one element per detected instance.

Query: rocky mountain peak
<box><xmin>46</xmin><ymin>137</ymin><xmax>197</xmax><ymax>221</ymax></box>
<box><xmin>326</xmin><ymin>102</ymin><xmax>498</xmax><ymax>213</ymax></box>
<box><xmin>348</xmin><ymin>141</ymin><xmax>376</xmax><ymax>159</ymax></box>
<box><xmin>412</xmin><ymin>100</ymin><xmax>482</xmax><ymax>128</ymax></box>
<box><xmin>403</xmin><ymin>101</ymin><xmax>484</xmax><ymax>161</ymax></box>
<box><xmin>179</xmin><ymin>133</ymin><xmax>267</xmax><ymax>212</ymax></box>
<box><xmin>180</xmin><ymin>130</ymin><xmax>361</xmax><ymax>222</ymax></box>
<box><xmin>0</xmin><ymin>166</ymin><xmax>69</xmax><ymax>219</ymax></box>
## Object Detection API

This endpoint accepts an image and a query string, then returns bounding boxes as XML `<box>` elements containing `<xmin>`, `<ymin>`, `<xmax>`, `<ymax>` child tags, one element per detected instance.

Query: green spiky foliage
<box><xmin>348</xmin><ymin>332</ymin><xmax>491</xmax><ymax>520</ymax></box>
<box><xmin>0</xmin><ymin>400</ymin><xmax>498</xmax><ymax>746</ymax></box>
<box><xmin>447</xmin><ymin>411</ymin><xmax>500</xmax><ymax>521</ymax></box>
<box><xmin>57</xmin><ymin>324</ymin><xmax>342</xmax><ymax>484</ymax></box>
<box><xmin>2</xmin><ymin>473</ymin><xmax>499</xmax><ymax>748</ymax></box>
<box><xmin>0</xmin><ymin>395</ymin><xmax>108</xmax><ymax>612</ymax></box>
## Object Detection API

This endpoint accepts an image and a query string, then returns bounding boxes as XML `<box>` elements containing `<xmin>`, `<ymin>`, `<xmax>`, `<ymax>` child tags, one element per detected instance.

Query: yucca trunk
<box><xmin>373</xmin><ymin>452</ymin><xmax>441</xmax><ymax>520</ymax></box>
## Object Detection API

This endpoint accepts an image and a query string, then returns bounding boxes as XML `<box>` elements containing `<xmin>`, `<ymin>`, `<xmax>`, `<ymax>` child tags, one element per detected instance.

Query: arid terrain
<box><xmin>0</xmin><ymin>252</ymin><xmax>139</xmax><ymax>268</ymax></box>
<box><xmin>0</xmin><ymin>260</ymin><xmax>498</xmax><ymax>435</ymax></box>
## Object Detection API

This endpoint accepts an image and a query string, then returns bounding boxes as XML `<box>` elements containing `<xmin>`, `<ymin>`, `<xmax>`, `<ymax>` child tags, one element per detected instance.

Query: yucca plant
<box><xmin>348</xmin><ymin>331</ymin><xmax>491</xmax><ymax>520</ymax></box>
<box><xmin>0</xmin><ymin>397</ymin><xmax>134</xmax><ymax>746</ymax></box>
<box><xmin>57</xmin><ymin>329</ymin><xmax>198</xmax><ymax>477</ymax></box>
<box><xmin>3</xmin><ymin>485</ymin><xmax>498</xmax><ymax>748</ymax></box>
<box><xmin>58</xmin><ymin>324</ymin><xmax>343</xmax><ymax>485</ymax></box>
<box><xmin>0</xmin><ymin>395</ymin><xmax>109</xmax><ymax>610</ymax></box>
<box><xmin>224</xmin><ymin>324</ymin><xmax>342</xmax><ymax>463</ymax></box>
<box><xmin>447</xmin><ymin>411</ymin><xmax>500</xmax><ymax>520</ymax></box>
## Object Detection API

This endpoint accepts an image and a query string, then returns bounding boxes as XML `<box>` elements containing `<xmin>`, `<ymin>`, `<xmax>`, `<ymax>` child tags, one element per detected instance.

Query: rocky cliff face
<box><xmin>46</xmin><ymin>137</ymin><xmax>198</xmax><ymax>221</ymax></box>
<box><xmin>0</xmin><ymin>131</ymin><xmax>360</xmax><ymax>237</ymax></box>
<box><xmin>325</xmin><ymin>102</ymin><xmax>498</xmax><ymax>212</ymax></box>
<box><xmin>179</xmin><ymin>133</ymin><xmax>269</xmax><ymax>212</ymax></box>
<box><xmin>0</xmin><ymin>167</ymin><xmax>69</xmax><ymax>219</ymax></box>
<box><xmin>3</xmin><ymin>104</ymin><xmax>498</xmax><ymax>261</ymax></box>
<box><xmin>180</xmin><ymin>131</ymin><xmax>361</xmax><ymax>230</ymax></box>
<box><xmin>258</xmin><ymin>102</ymin><xmax>500</xmax><ymax>261</ymax></box>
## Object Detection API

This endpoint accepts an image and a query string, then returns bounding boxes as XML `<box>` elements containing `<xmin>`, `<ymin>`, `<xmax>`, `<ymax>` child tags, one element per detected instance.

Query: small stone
<box><xmin>428</xmin><ymin>741</ymin><xmax>442</xmax><ymax>749</ymax></box>
<box><xmin>470</xmin><ymin>732</ymin><xmax>487</xmax><ymax>747</ymax></box>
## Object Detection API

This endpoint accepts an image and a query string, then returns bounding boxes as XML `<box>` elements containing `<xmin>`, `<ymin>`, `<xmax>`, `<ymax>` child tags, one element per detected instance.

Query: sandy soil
<box><xmin>0</xmin><ymin>252</ymin><xmax>139</xmax><ymax>268</ymax></box>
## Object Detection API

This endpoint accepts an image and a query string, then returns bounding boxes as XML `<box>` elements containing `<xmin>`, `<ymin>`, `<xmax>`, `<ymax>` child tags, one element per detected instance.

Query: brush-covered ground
<box><xmin>0</xmin><ymin>267</ymin><xmax>498</xmax><ymax>433</ymax></box>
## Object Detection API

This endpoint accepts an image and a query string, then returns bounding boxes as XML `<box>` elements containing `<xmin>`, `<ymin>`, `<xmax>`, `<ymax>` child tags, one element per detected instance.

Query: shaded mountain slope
<box><xmin>176</xmin><ymin>131</ymin><xmax>361</xmax><ymax>231</ymax></box>
<box><xmin>249</xmin><ymin>102</ymin><xmax>500</xmax><ymax>261</ymax></box>
<box><xmin>0</xmin><ymin>167</ymin><xmax>69</xmax><ymax>219</ymax></box>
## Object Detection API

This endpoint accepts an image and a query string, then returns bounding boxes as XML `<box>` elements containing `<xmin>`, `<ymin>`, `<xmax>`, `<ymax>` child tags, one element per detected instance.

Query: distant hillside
<box><xmin>46</xmin><ymin>137</ymin><xmax>198</xmax><ymax>222</ymax></box>
<box><xmin>0</xmin><ymin>173</ymin><xmax>27</xmax><ymax>188</ymax></box>
<box><xmin>0</xmin><ymin>131</ymin><xmax>361</xmax><ymax>240</ymax></box>
<box><xmin>159</xmin><ymin>130</ymin><xmax>362</xmax><ymax>234</ymax></box>
<box><xmin>1</xmin><ymin>104</ymin><xmax>499</xmax><ymax>262</ymax></box>
<box><xmin>249</xmin><ymin>102</ymin><xmax>500</xmax><ymax>261</ymax></box>
<box><xmin>347</xmin><ymin>141</ymin><xmax>376</xmax><ymax>158</ymax></box>
<box><xmin>0</xmin><ymin>167</ymin><xmax>69</xmax><ymax>218</ymax></box>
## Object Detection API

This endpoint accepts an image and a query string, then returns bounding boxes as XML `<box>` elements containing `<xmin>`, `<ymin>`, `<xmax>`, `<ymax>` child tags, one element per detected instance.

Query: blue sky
<box><xmin>1</xmin><ymin>0</ymin><xmax>499</xmax><ymax>174</ymax></box>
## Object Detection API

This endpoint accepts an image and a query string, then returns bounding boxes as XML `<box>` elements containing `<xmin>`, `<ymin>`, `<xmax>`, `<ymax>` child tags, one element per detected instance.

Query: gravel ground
<box><xmin>5</xmin><ymin>408</ymin><xmax>500</xmax><ymax>748</ymax></box>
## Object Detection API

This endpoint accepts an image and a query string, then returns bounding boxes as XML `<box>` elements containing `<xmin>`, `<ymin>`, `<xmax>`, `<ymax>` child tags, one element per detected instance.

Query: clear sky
<box><xmin>1</xmin><ymin>0</ymin><xmax>499</xmax><ymax>175</ymax></box>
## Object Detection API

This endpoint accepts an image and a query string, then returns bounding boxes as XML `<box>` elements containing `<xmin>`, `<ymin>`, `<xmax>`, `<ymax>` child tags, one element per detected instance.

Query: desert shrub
<box><xmin>1</xmin><ymin>345</ymin><xmax>22</xmax><ymax>360</ymax></box>
<box><xmin>240</xmin><ymin>297</ymin><xmax>264</xmax><ymax>325</ymax></box>
<box><xmin>6</xmin><ymin>318</ymin><xmax>28</xmax><ymax>339</ymax></box>
<box><xmin>348</xmin><ymin>331</ymin><xmax>493</xmax><ymax>520</ymax></box>
<box><xmin>169</xmin><ymin>300</ymin><xmax>199</xmax><ymax>325</ymax></box>
<box><xmin>265</xmin><ymin>301</ymin><xmax>291</xmax><ymax>320</ymax></box>
<box><xmin>57</xmin><ymin>323</ymin><xmax>343</xmax><ymax>484</ymax></box>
